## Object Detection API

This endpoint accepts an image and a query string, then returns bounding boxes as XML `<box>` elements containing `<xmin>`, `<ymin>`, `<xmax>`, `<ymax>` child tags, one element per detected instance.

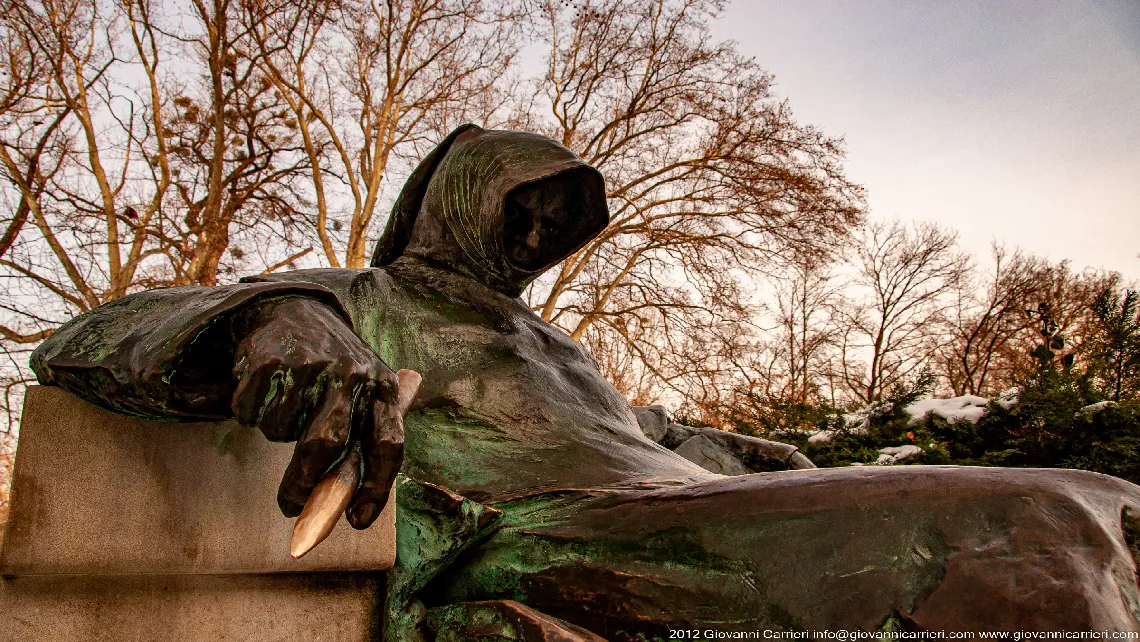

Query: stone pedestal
<box><xmin>0</xmin><ymin>386</ymin><xmax>395</xmax><ymax>641</ymax></box>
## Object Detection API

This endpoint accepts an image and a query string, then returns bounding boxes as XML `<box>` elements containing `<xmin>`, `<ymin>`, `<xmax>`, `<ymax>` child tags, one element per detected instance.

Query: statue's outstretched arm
<box><xmin>30</xmin><ymin>282</ymin><xmax>346</xmax><ymax>419</ymax></box>
<box><xmin>30</xmin><ymin>281</ymin><xmax>403</xmax><ymax>529</ymax></box>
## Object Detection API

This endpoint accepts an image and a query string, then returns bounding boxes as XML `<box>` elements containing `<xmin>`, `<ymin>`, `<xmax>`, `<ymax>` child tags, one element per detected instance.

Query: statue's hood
<box><xmin>371</xmin><ymin>124</ymin><xmax>609</xmax><ymax>297</ymax></box>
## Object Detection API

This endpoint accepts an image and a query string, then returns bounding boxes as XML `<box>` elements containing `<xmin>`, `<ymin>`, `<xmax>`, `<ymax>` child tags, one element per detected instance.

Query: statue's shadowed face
<box><xmin>503</xmin><ymin>167</ymin><xmax>607</xmax><ymax>271</ymax></box>
<box><xmin>375</xmin><ymin>125</ymin><xmax>609</xmax><ymax>295</ymax></box>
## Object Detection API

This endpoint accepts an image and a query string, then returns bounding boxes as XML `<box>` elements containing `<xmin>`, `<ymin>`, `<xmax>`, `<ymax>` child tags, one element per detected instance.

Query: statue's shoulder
<box><xmin>238</xmin><ymin>263</ymin><xmax>524</xmax><ymax>332</ymax></box>
<box><xmin>240</xmin><ymin>267</ymin><xmax>401</xmax><ymax>297</ymax></box>
<box><xmin>240</xmin><ymin>267</ymin><xmax>415</xmax><ymax>321</ymax></box>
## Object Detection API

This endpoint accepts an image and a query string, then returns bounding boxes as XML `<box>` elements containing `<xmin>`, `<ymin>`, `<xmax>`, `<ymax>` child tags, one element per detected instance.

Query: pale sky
<box><xmin>711</xmin><ymin>0</ymin><xmax>1140</xmax><ymax>280</ymax></box>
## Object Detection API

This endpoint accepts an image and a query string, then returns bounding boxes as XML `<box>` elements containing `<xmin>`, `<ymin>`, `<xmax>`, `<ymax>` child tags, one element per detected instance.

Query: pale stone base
<box><xmin>0</xmin><ymin>573</ymin><xmax>383</xmax><ymax>642</ymax></box>
<box><xmin>0</xmin><ymin>386</ymin><xmax>394</xmax><ymax>640</ymax></box>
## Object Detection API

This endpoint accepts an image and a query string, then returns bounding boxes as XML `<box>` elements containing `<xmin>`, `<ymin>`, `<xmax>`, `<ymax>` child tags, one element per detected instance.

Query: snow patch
<box><xmin>995</xmin><ymin>388</ymin><xmax>1019</xmax><ymax>410</ymax></box>
<box><xmin>808</xmin><ymin>404</ymin><xmax>889</xmax><ymax>443</ymax></box>
<box><xmin>807</xmin><ymin>430</ymin><xmax>833</xmax><ymax>443</ymax></box>
<box><xmin>839</xmin><ymin>402</ymin><xmax>891</xmax><ymax>432</ymax></box>
<box><xmin>873</xmin><ymin>444</ymin><xmax>923</xmax><ymax>465</ymax></box>
<box><xmin>1076</xmin><ymin>401</ymin><xmax>1117</xmax><ymax>418</ymax></box>
<box><xmin>905</xmin><ymin>395</ymin><xmax>990</xmax><ymax>425</ymax></box>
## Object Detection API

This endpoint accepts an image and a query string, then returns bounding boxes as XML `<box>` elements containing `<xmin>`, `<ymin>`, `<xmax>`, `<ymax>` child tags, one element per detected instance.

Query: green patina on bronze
<box><xmin>386</xmin><ymin>476</ymin><xmax>504</xmax><ymax>642</ymax></box>
<box><xmin>424</xmin><ymin>599</ymin><xmax>608</xmax><ymax>642</ymax></box>
<box><xmin>29</xmin><ymin>124</ymin><xmax>1140</xmax><ymax>637</ymax></box>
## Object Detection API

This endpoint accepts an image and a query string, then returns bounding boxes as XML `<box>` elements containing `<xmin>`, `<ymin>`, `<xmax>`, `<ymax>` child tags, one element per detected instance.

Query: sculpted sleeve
<box><xmin>29</xmin><ymin>281</ymin><xmax>351</xmax><ymax>421</ymax></box>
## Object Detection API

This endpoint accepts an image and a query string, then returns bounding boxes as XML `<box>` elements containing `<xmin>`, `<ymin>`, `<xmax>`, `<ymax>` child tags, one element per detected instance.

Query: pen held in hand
<box><xmin>289</xmin><ymin>447</ymin><xmax>360</xmax><ymax>559</ymax></box>
<box><xmin>289</xmin><ymin>369</ymin><xmax>421</xmax><ymax>559</ymax></box>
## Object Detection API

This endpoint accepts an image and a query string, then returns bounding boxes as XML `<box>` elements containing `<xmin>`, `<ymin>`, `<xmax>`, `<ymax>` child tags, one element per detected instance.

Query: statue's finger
<box><xmin>231</xmin><ymin>355</ymin><xmax>276</xmax><ymax>428</ymax></box>
<box><xmin>256</xmin><ymin>361</ymin><xmax>322</xmax><ymax>441</ymax></box>
<box><xmin>275</xmin><ymin>378</ymin><xmax>356</xmax><ymax>517</ymax></box>
<box><xmin>344</xmin><ymin>415</ymin><xmax>401</xmax><ymax>529</ymax></box>
<box><xmin>346</xmin><ymin>369</ymin><xmax>420</xmax><ymax>529</ymax></box>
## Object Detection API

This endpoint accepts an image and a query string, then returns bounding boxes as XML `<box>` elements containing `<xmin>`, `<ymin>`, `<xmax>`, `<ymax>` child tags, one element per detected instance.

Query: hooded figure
<box><xmin>373</xmin><ymin>123</ymin><xmax>609</xmax><ymax>296</ymax></box>
<box><xmin>33</xmin><ymin>122</ymin><xmax>703</xmax><ymax>507</ymax></box>
<box><xmin>29</xmin><ymin>125</ymin><xmax>1140</xmax><ymax>638</ymax></box>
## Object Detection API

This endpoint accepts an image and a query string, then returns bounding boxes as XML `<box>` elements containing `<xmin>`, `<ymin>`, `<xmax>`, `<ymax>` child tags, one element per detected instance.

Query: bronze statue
<box><xmin>30</xmin><ymin>124</ymin><xmax>1140</xmax><ymax>638</ymax></box>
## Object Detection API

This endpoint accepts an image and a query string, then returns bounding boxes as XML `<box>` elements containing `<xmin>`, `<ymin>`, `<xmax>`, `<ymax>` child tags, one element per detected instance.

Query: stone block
<box><xmin>630</xmin><ymin>405</ymin><xmax>669</xmax><ymax>442</ymax></box>
<box><xmin>673</xmin><ymin>434</ymin><xmax>751</xmax><ymax>476</ymax></box>
<box><xmin>661</xmin><ymin>421</ymin><xmax>700</xmax><ymax>450</ymax></box>
<box><xmin>1</xmin><ymin>385</ymin><xmax>395</xmax><ymax>576</ymax></box>
<box><xmin>697</xmin><ymin>429</ymin><xmax>813</xmax><ymax>471</ymax></box>
<box><xmin>0</xmin><ymin>572</ymin><xmax>382</xmax><ymax>642</ymax></box>
<box><xmin>0</xmin><ymin>385</ymin><xmax>395</xmax><ymax>640</ymax></box>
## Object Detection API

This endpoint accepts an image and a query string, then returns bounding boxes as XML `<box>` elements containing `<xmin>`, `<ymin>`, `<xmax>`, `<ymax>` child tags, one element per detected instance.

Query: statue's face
<box><xmin>383</xmin><ymin>126</ymin><xmax>609</xmax><ymax>295</ymax></box>
<box><xmin>503</xmin><ymin>168</ymin><xmax>606</xmax><ymax>271</ymax></box>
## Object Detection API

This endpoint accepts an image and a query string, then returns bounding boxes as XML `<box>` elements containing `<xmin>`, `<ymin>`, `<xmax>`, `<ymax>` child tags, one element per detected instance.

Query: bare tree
<box><xmin>513</xmin><ymin>0</ymin><xmax>865</xmax><ymax>410</ymax></box>
<box><xmin>935</xmin><ymin>243</ymin><xmax>1048</xmax><ymax>396</ymax></box>
<box><xmin>0</xmin><ymin>4</ymin><xmax>67</xmax><ymax>266</ymax></box>
<box><xmin>764</xmin><ymin>258</ymin><xmax>843</xmax><ymax>404</ymax></box>
<box><xmin>838</xmin><ymin>219</ymin><xmax>967</xmax><ymax>403</ymax></box>
<box><xmin>682</xmin><ymin>257</ymin><xmax>845</xmax><ymax>432</ymax></box>
<box><xmin>167</xmin><ymin>0</ymin><xmax>321</xmax><ymax>285</ymax></box>
<box><xmin>0</xmin><ymin>0</ymin><xmax>329</xmax><ymax>433</ymax></box>
<box><xmin>1001</xmin><ymin>262</ymin><xmax>1119</xmax><ymax>381</ymax></box>
<box><xmin>248</xmin><ymin>0</ymin><xmax>521</xmax><ymax>268</ymax></box>
<box><xmin>710</xmin><ymin>258</ymin><xmax>843</xmax><ymax>413</ymax></box>
<box><xmin>0</xmin><ymin>0</ymin><xmax>526</xmax><ymax>514</ymax></box>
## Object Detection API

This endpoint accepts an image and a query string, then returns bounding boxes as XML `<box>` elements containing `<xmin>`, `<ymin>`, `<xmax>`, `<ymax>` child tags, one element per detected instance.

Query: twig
<box><xmin>261</xmin><ymin>247</ymin><xmax>313</xmax><ymax>274</ymax></box>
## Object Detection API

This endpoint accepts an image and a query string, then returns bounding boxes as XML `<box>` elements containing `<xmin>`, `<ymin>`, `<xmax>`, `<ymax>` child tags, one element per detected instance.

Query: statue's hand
<box><xmin>230</xmin><ymin>297</ymin><xmax>403</xmax><ymax>529</ymax></box>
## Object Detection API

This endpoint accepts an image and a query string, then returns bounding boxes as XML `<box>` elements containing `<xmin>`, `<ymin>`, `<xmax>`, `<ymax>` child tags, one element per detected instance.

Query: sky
<box><xmin>711</xmin><ymin>0</ymin><xmax>1140</xmax><ymax>280</ymax></box>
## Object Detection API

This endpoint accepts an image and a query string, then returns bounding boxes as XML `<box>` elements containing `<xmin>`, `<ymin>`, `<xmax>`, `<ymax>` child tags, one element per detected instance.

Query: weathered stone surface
<box><xmin>0</xmin><ymin>386</ymin><xmax>395</xmax><ymax>576</ymax></box>
<box><xmin>786</xmin><ymin>450</ymin><xmax>815</xmax><ymax>470</ymax></box>
<box><xmin>630</xmin><ymin>405</ymin><xmax>669</xmax><ymax>443</ymax></box>
<box><xmin>674</xmin><ymin>434</ymin><xmax>751</xmax><ymax>475</ymax></box>
<box><xmin>697</xmin><ymin>428</ymin><xmax>815</xmax><ymax>472</ymax></box>
<box><xmin>0</xmin><ymin>572</ymin><xmax>382</xmax><ymax>642</ymax></box>
<box><xmin>665</xmin><ymin>423</ymin><xmax>814</xmax><ymax>474</ymax></box>
<box><xmin>660</xmin><ymin>421</ymin><xmax>701</xmax><ymax>449</ymax></box>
